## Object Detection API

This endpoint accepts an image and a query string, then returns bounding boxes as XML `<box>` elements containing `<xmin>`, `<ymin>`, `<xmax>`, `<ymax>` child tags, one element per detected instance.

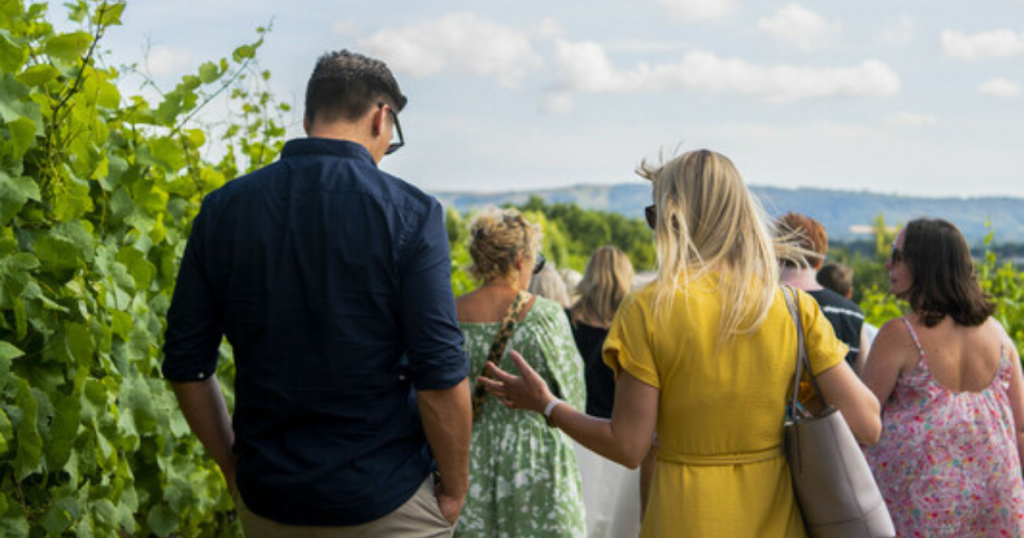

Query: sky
<box><xmin>84</xmin><ymin>0</ymin><xmax>1024</xmax><ymax>198</ymax></box>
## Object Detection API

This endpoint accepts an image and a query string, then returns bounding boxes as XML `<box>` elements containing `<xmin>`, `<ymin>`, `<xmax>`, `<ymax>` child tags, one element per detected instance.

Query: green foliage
<box><xmin>0</xmin><ymin>1</ymin><xmax>288</xmax><ymax>535</ymax></box>
<box><xmin>517</xmin><ymin>196</ymin><xmax>655</xmax><ymax>273</ymax></box>
<box><xmin>445</xmin><ymin>196</ymin><xmax>655</xmax><ymax>295</ymax></box>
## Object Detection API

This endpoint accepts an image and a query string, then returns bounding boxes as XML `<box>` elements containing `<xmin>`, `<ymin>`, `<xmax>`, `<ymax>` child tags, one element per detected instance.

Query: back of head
<box><xmin>305</xmin><ymin>50</ymin><xmax>408</xmax><ymax>127</ymax></box>
<box><xmin>776</xmin><ymin>212</ymin><xmax>828</xmax><ymax>268</ymax></box>
<box><xmin>817</xmin><ymin>263</ymin><xmax>854</xmax><ymax>298</ymax></box>
<box><xmin>638</xmin><ymin>149</ymin><xmax>780</xmax><ymax>347</ymax></box>
<box><xmin>529</xmin><ymin>265</ymin><xmax>571</xmax><ymax>308</ymax></box>
<box><xmin>571</xmin><ymin>246</ymin><xmax>635</xmax><ymax>327</ymax></box>
<box><xmin>902</xmin><ymin>217</ymin><xmax>994</xmax><ymax>327</ymax></box>
<box><xmin>467</xmin><ymin>207</ymin><xmax>542</xmax><ymax>284</ymax></box>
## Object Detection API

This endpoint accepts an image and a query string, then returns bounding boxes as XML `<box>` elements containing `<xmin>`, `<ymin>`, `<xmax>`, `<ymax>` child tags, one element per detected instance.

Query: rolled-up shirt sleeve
<box><xmin>398</xmin><ymin>200</ymin><xmax>469</xmax><ymax>390</ymax></box>
<box><xmin>162</xmin><ymin>202</ymin><xmax>223</xmax><ymax>382</ymax></box>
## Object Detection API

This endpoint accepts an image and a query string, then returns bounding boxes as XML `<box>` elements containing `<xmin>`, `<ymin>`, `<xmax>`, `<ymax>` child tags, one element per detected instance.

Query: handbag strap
<box><xmin>782</xmin><ymin>286</ymin><xmax>828</xmax><ymax>419</ymax></box>
<box><xmin>471</xmin><ymin>290</ymin><xmax>532</xmax><ymax>421</ymax></box>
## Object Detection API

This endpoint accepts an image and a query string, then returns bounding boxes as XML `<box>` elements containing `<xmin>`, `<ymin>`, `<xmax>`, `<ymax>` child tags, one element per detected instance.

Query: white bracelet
<box><xmin>543</xmin><ymin>398</ymin><xmax>563</xmax><ymax>423</ymax></box>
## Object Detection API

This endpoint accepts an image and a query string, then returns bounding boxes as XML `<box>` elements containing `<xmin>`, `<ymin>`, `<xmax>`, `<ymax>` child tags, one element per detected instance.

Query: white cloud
<box><xmin>541</xmin><ymin>91</ymin><xmax>574</xmax><ymax>113</ymax></box>
<box><xmin>758</xmin><ymin>4</ymin><xmax>841</xmax><ymax>51</ymax></box>
<box><xmin>145</xmin><ymin>46</ymin><xmax>193</xmax><ymax>77</ymax></box>
<box><xmin>884</xmin><ymin>112</ymin><xmax>936</xmax><ymax>127</ymax></box>
<box><xmin>942</xmin><ymin>30</ymin><xmax>1024</xmax><ymax>59</ymax></box>
<box><xmin>547</xmin><ymin>41</ymin><xmax>900</xmax><ymax>107</ymax></box>
<box><xmin>978</xmin><ymin>78</ymin><xmax>1020</xmax><ymax>98</ymax></box>
<box><xmin>657</xmin><ymin>0</ymin><xmax>733</xmax><ymax>22</ymax></box>
<box><xmin>878</xmin><ymin>16</ymin><xmax>914</xmax><ymax>47</ymax></box>
<box><xmin>358</xmin><ymin>12</ymin><xmax>543</xmax><ymax>89</ymax></box>
<box><xmin>537</xmin><ymin>17</ymin><xmax>563</xmax><ymax>39</ymax></box>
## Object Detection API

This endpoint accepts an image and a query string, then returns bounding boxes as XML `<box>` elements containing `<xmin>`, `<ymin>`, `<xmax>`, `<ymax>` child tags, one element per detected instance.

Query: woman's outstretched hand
<box><xmin>477</xmin><ymin>351</ymin><xmax>556</xmax><ymax>414</ymax></box>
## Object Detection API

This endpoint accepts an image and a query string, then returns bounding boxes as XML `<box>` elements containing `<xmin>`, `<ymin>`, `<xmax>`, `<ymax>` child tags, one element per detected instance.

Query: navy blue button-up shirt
<box><xmin>162</xmin><ymin>138</ymin><xmax>469</xmax><ymax>526</ymax></box>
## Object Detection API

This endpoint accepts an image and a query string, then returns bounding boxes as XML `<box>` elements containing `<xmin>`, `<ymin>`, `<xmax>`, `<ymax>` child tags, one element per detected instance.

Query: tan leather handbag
<box><xmin>782</xmin><ymin>286</ymin><xmax>895</xmax><ymax>538</ymax></box>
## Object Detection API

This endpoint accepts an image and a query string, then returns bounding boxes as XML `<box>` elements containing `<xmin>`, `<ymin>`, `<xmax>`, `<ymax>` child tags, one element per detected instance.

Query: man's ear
<box><xmin>371</xmin><ymin>105</ymin><xmax>387</xmax><ymax>137</ymax></box>
<box><xmin>303</xmin><ymin>114</ymin><xmax>311</xmax><ymax>134</ymax></box>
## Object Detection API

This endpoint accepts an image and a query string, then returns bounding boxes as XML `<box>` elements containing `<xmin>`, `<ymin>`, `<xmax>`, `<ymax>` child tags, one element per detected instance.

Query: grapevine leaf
<box><xmin>91</xmin><ymin>1</ymin><xmax>125</xmax><ymax>27</ymax></box>
<box><xmin>198</xmin><ymin>61</ymin><xmax>220</xmax><ymax>84</ymax></box>
<box><xmin>16</xmin><ymin>64</ymin><xmax>60</xmax><ymax>87</ymax></box>
<box><xmin>0</xmin><ymin>29</ymin><xmax>26</xmax><ymax>73</ymax></box>
<box><xmin>0</xmin><ymin>407</ymin><xmax>11</xmax><ymax>453</ymax></box>
<box><xmin>52</xmin><ymin>175</ymin><xmax>94</xmax><ymax>221</ymax></box>
<box><xmin>232</xmin><ymin>44</ymin><xmax>256</xmax><ymax>62</ymax></box>
<box><xmin>0</xmin><ymin>340</ymin><xmax>24</xmax><ymax>360</ymax></box>
<box><xmin>0</xmin><ymin>73</ymin><xmax>41</xmax><ymax>124</ymax></box>
<box><xmin>46</xmin><ymin>394</ymin><xmax>82</xmax><ymax>470</ymax></box>
<box><xmin>0</xmin><ymin>172</ymin><xmax>40</xmax><ymax>225</ymax></box>
<box><xmin>5</xmin><ymin>116</ymin><xmax>38</xmax><ymax>159</ymax></box>
<box><xmin>116</xmin><ymin>247</ymin><xmax>156</xmax><ymax>292</ymax></box>
<box><xmin>146</xmin><ymin>504</ymin><xmax>178</xmax><ymax>538</ymax></box>
<box><xmin>34</xmin><ymin>233</ymin><xmax>83</xmax><ymax>270</ymax></box>
<box><xmin>41</xmin><ymin>496</ymin><xmax>81</xmax><ymax>535</ymax></box>
<box><xmin>14</xmin><ymin>380</ymin><xmax>43</xmax><ymax>480</ymax></box>
<box><xmin>43</xmin><ymin>31</ymin><xmax>93</xmax><ymax>63</ymax></box>
<box><xmin>0</xmin><ymin>504</ymin><xmax>29</xmax><ymax>538</ymax></box>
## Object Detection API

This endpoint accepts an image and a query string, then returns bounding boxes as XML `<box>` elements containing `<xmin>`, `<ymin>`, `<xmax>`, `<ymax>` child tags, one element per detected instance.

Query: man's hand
<box><xmin>435</xmin><ymin>478</ymin><xmax>466</xmax><ymax>526</ymax></box>
<box><xmin>418</xmin><ymin>380</ymin><xmax>471</xmax><ymax>526</ymax></box>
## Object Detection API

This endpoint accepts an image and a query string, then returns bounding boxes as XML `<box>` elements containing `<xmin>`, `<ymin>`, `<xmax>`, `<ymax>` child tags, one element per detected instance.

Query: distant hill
<box><xmin>434</xmin><ymin>184</ymin><xmax>1024</xmax><ymax>244</ymax></box>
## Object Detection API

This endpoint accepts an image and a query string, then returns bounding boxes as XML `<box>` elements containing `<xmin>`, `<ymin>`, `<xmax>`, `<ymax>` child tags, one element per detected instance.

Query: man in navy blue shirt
<box><xmin>163</xmin><ymin>50</ymin><xmax>471</xmax><ymax>536</ymax></box>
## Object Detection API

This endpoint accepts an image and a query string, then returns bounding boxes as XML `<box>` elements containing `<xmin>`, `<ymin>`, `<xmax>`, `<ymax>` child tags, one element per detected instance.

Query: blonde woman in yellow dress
<box><xmin>478</xmin><ymin>149</ymin><xmax>881</xmax><ymax>537</ymax></box>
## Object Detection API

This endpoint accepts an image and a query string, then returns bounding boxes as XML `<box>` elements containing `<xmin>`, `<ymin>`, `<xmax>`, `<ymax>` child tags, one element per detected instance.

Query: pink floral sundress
<box><xmin>865</xmin><ymin>317</ymin><xmax>1024</xmax><ymax>537</ymax></box>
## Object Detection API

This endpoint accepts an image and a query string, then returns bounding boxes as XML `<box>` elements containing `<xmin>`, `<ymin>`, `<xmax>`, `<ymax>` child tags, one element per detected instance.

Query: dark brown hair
<box><xmin>304</xmin><ymin>50</ymin><xmax>407</xmax><ymax>127</ymax></box>
<box><xmin>776</xmin><ymin>212</ymin><xmax>828</xmax><ymax>268</ymax></box>
<box><xmin>817</xmin><ymin>263</ymin><xmax>853</xmax><ymax>298</ymax></box>
<box><xmin>902</xmin><ymin>218</ymin><xmax>994</xmax><ymax>327</ymax></box>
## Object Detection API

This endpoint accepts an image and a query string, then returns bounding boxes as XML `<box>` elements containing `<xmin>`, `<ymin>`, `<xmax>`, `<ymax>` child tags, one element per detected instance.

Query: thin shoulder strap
<box><xmin>900</xmin><ymin>317</ymin><xmax>925</xmax><ymax>359</ymax></box>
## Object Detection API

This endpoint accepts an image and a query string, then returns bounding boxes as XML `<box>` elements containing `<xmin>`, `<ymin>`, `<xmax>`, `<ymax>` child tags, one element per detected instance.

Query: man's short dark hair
<box><xmin>902</xmin><ymin>217</ymin><xmax>995</xmax><ymax>328</ymax></box>
<box><xmin>818</xmin><ymin>263</ymin><xmax>853</xmax><ymax>298</ymax></box>
<box><xmin>305</xmin><ymin>50</ymin><xmax>407</xmax><ymax>126</ymax></box>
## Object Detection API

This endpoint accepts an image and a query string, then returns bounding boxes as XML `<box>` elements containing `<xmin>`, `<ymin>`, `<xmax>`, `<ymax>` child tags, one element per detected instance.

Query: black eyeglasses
<box><xmin>645</xmin><ymin>205</ymin><xmax>657</xmax><ymax>230</ymax></box>
<box><xmin>378</xmin><ymin>103</ymin><xmax>404</xmax><ymax>155</ymax></box>
<box><xmin>533</xmin><ymin>254</ymin><xmax>546</xmax><ymax>275</ymax></box>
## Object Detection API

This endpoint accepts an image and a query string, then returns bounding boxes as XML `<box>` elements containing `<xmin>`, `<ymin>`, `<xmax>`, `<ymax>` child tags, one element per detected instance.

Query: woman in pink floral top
<box><xmin>863</xmin><ymin>217</ymin><xmax>1024</xmax><ymax>537</ymax></box>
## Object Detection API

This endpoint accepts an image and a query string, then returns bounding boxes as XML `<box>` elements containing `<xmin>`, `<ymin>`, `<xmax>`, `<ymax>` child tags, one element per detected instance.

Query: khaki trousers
<box><xmin>236</xmin><ymin>475</ymin><xmax>455</xmax><ymax>538</ymax></box>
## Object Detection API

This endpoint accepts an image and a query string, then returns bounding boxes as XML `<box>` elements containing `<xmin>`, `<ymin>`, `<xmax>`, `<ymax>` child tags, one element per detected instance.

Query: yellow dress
<box><xmin>603</xmin><ymin>273</ymin><xmax>846</xmax><ymax>538</ymax></box>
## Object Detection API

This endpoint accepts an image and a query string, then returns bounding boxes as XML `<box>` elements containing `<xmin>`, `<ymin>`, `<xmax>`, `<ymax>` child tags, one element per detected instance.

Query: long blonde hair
<box><xmin>638</xmin><ymin>149</ymin><xmax>798</xmax><ymax>349</ymax></box>
<box><xmin>570</xmin><ymin>246</ymin><xmax>635</xmax><ymax>328</ymax></box>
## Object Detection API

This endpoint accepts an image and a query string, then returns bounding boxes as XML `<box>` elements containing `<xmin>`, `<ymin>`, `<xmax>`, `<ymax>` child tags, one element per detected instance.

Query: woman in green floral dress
<box><xmin>454</xmin><ymin>207</ymin><xmax>586</xmax><ymax>538</ymax></box>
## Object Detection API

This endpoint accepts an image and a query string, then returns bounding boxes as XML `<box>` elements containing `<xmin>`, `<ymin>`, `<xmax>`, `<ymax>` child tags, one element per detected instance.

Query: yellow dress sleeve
<box><xmin>798</xmin><ymin>289</ymin><xmax>847</xmax><ymax>376</ymax></box>
<box><xmin>602</xmin><ymin>292</ymin><xmax>660</xmax><ymax>390</ymax></box>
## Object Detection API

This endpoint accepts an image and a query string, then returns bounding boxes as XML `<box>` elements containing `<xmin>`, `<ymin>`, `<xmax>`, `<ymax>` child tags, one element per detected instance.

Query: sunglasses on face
<box><xmin>645</xmin><ymin>204</ymin><xmax>657</xmax><ymax>230</ymax></box>
<box><xmin>533</xmin><ymin>254</ymin><xmax>546</xmax><ymax>275</ymax></box>
<box><xmin>378</xmin><ymin>103</ymin><xmax>404</xmax><ymax>155</ymax></box>
<box><xmin>890</xmin><ymin>244</ymin><xmax>904</xmax><ymax>265</ymax></box>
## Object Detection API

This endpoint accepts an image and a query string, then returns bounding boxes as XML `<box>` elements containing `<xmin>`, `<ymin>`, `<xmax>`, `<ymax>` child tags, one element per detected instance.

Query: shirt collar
<box><xmin>280</xmin><ymin>138</ymin><xmax>377</xmax><ymax>167</ymax></box>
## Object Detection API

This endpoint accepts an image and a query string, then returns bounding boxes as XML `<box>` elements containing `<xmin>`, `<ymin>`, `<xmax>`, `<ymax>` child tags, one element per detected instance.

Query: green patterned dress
<box><xmin>456</xmin><ymin>297</ymin><xmax>587</xmax><ymax>538</ymax></box>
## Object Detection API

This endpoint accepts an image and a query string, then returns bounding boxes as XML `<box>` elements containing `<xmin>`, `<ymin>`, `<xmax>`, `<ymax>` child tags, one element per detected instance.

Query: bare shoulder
<box><xmin>869</xmin><ymin>317</ymin><xmax>919</xmax><ymax>370</ymax></box>
<box><xmin>455</xmin><ymin>289</ymin><xmax>484</xmax><ymax>322</ymax></box>
<box><xmin>985</xmin><ymin>317</ymin><xmax>1020</xmax><ymax>360</ymax></box>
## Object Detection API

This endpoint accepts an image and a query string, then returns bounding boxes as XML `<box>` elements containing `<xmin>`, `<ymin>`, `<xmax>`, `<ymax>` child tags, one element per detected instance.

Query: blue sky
<box><xmin>93</xmin><ymin>0</ymin><xmax>1023</xmax><ymax>198</ymax></box>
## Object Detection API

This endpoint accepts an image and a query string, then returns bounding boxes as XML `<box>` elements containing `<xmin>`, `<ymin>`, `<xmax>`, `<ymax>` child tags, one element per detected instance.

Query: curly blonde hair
<box><xmin>467</xmin><ymin>207</ymin><xmax>543</xmax><ymax>284</ymax></box>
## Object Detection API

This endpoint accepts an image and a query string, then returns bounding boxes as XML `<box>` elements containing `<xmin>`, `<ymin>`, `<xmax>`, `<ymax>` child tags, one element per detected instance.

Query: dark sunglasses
<box><xmin>644</xmin><ymin>204</ymin><xmax>657</xmax><ymax>230</ymax></box>
<box><xmin>890</xmin><ymin>243</ymin><xmax>904</xmax><ymax>265</ymax></box>
<box><xmin>533</xmin><ymin>254</ymin><xmax>546</xmax><ymax>275</ymax></box>
<box><xmin>378</xmin><ymin>103</ymin><xmax>404</xmax><ymax>155</ymax></box>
